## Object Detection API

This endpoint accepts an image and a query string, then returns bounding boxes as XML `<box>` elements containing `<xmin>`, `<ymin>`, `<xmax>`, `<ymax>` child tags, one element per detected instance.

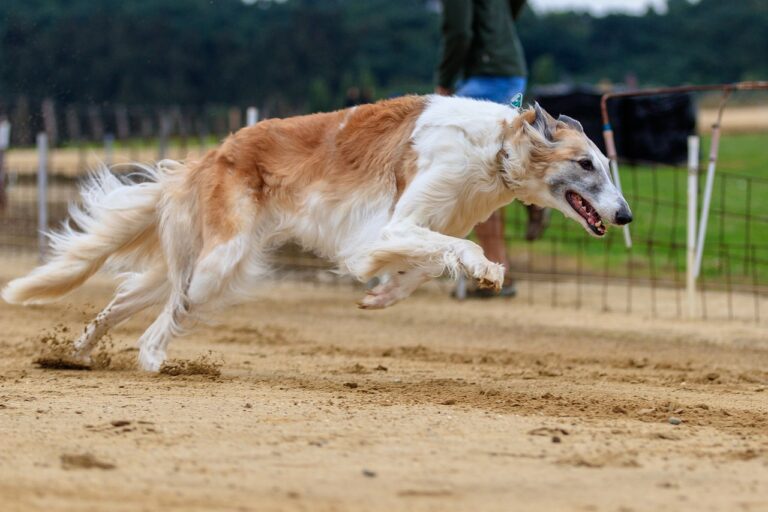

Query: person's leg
<box><xmin>525</xmin><ymin>203</ymin><xmax>551</xmax><ymax>241</ymax></box>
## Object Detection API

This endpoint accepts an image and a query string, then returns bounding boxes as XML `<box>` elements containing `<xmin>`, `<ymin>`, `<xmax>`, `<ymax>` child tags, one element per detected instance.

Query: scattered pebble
<box><xmin>244</xmin><ymin>403</ymin><xmax>253</xmax><ymax>409</ymax></box>
<box><xmin>706</xmin><ymin>372</ymin><xmax>719</xmax><ymax>381</ymax></box>
<box><xmin>440</xmin><ymin>399</ymin><xmax>456</xmax><ymax>406</ymax></box>
<box><xmin>374</xmin><ymin>365</ymin><xmax>388</xmax><ymax>372</ymax></box>
<box><xmin>343</xmin><ymin>382</ymin><xmax>358</xmax><ymax>389</ymax></box>
<box><xmin>528</xmin><ymin>427</ymin><xmax>569</xmax><ymax>437</ymax></box>
<box><xmin>110</xmin><ymin>420</ymin><xmax>131</xmax><ymax>427</ymax></box>
<box><xmin>362</xmin><ymin>469</ymin><xmax>376</xmax><ymax>478</ymax></box>
<box><xmin>668</xmin><ymin>417</ymin><xmax>682</xmax><ymax>425</ymax></box>
<box><xmin>552</xmin><ymin>436</ymin><xmax>561</xmax><ymax>443</ymax></box>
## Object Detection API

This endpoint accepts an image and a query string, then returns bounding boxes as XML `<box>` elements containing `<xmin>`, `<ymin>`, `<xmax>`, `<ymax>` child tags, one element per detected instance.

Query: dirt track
<box><xmin>1</xmin><ymin>268</ymin><xmax>767</xmax><ymax>512</ymax></box>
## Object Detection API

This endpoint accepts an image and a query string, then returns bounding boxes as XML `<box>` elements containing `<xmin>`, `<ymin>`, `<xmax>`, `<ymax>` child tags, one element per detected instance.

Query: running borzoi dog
<box><xmin>2</xmin><ymin>96</ymin><xmax>632</xmax><ymax>371</ymax></box>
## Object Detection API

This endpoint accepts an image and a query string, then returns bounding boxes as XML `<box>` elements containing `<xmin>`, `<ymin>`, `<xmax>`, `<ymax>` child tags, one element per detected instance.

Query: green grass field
<box><xmin>505</xmin><ymin>133</ymin><xmax>768</xmax><ymax>285</ymax></box>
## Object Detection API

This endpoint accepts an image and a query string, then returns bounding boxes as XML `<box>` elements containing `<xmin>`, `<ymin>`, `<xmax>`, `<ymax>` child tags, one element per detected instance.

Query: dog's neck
<box><xmin>494</xmin><ymin>132</ymin><xmax>527</xmax><ymax>194</ymax></box>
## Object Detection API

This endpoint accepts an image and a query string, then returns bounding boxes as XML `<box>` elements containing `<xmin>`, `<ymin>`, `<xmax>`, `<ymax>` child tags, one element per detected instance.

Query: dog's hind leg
<box><xmin>137</xmin><ymin>234</ymin><xmax>270</xmax><ymax>371</ymax></box>
<box><xmin>186</xmin><ymin>234</ymin><xmax>270</xmax><ymax>310</ymax></box>
<box><xmin>73</xmin><ymin>268</ymin><xmax>171</xmax><ymax>362</ymax></box>
<box><xmin>358</xmin><ymin>270</ymin><xmax>431</xmax><ymax>309</ymax></box>
<box><xmin>136</xmin><ymin>296</ymin><xmax>187</xmax><ymax>372</ymax></box>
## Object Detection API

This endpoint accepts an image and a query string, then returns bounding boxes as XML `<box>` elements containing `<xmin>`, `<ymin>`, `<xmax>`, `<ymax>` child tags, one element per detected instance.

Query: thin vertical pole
<box><xmin>0</xmin><ymin>118</ymin><xmax>10</xmax><ymax>210</ymax></box>
<box><xmin>694</xmin><ymin>91</ymin><xmax>730</xmax><ymax>278</ymax></box>
<box><xmin>37</xmin><ymin>132</ymin><xmax>49</xmax><ymax>261</ymax></box>
<box><xmin>159</xmin><ymin>112</ymin><xmax>171</xmax><ymax>160</ymax></box>
<box><xmin>104</xmin><ymin>133</ymin><xmax>115</xmax><ymax>167</ymax></box>
<box><xmin>454</xmin><ymin>273</ymin><xmax>467</xmax><ymax>301</ymax></box>
<box><xmin>686</xmin><ymin>135</ymin><xmax>699</xmax><ymax>319</ymax></box>
<box><xmin>602</xmin><ymin>125</ymin><xmax>632</xmax><ymax>248</ymax></box>
<box><xmin>246</xmin><ymin>107</ymin><xmax>259</xmax><ymax>127</ymax></box>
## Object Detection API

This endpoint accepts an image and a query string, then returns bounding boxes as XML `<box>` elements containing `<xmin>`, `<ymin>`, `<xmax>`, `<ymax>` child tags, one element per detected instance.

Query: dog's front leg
<box><xmin>355</xmin><ymin>222</ymin><xmax>505</xmax><ymax>308</ymax></box>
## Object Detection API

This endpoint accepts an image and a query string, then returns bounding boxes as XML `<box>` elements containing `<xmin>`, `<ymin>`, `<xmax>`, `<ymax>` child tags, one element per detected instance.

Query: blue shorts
<box><xmin>455</xmin><ymin>76</ymin><xmax>527</xmax><ymax>105</ymax></box>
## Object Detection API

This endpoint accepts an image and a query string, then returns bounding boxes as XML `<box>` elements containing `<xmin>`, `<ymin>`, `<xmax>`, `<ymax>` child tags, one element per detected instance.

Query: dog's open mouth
<box><xmin>566</xmin><ymin>191</ymin><xmax>606</xmax><ymax>236</ymax></box>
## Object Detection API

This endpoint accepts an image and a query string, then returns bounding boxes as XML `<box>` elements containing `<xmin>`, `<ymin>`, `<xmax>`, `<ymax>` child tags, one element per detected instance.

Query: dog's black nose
<box><xmin>614</xmin><ymin>207</ymin><xmax>633</xmax><ymax>225</ymax></box>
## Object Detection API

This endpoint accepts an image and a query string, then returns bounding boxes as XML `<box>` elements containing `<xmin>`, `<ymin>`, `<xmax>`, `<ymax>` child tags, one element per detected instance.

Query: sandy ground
<box><xmin>1</xmin><ymin>267</ymin><xmax>767</xmax><ymax>512</ymax></box>
<box><xmin>699</xmin><ymin>106</ymin><xmax>768</xmax><ymax>133</ymax></box>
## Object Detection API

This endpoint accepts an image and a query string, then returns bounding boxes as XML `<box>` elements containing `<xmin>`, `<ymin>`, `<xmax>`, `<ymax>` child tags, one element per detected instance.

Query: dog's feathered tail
<box><xmin>2</xmin><ymin>164</ymin><xmax>166</xmax><ymax>305</ymax></box>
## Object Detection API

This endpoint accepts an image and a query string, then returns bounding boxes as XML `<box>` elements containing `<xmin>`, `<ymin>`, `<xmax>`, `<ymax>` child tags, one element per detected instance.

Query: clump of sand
<box><xmin>32</xmin><ymin>323</ymin><xmax>130</xmax><ymax>371</ymax></box>
<box><xmin>159</xmin><ymin>352</ymin><xmax>223</xmax><ymax>378</ymax></box>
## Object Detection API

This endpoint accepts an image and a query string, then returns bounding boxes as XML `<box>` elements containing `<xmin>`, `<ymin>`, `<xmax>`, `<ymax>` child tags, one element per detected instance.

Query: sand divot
<box><xmin>32</xmin><ymin>322</ymin><xmax>136</xmax><ymax>371</ymax></box>
<box><xmin>60</xmin><ymin>453</ymin><xmax>116</xmax><ymax>470</ymax></box>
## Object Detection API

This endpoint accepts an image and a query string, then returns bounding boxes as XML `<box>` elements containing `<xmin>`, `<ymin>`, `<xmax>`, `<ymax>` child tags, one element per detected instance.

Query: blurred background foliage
<box><xmin>0</xmin><ymin>0</ymin><xmax>765</xmax><ymax>114</ymax></box>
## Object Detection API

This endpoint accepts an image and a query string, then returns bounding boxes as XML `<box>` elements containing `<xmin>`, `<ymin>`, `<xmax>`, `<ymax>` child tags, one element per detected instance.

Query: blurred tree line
<box><xmin>0</xmin><ymin>0</ymin><xmax>765</xmax><ymax>114</ymax></box>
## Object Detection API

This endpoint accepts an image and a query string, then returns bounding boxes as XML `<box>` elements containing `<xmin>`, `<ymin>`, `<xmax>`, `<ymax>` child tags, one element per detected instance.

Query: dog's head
<box><xmin>501</xmin><ymin>103</ymin><xmax>632</xmax><ymax>237</ymax></box>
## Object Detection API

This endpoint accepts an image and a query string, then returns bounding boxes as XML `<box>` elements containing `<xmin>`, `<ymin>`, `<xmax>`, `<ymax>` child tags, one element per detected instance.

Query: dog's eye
<box><xmin>578</xmin><ymin>159</ymin><xmax>594</xmax><ymax>171</ymax></box>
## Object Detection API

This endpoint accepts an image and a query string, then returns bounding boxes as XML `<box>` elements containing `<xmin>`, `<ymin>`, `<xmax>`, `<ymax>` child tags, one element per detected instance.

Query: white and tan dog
<box><xmin>2</xmin><ymin>96</ymin><xmax>632</xmax><ymax>371</ymax></box>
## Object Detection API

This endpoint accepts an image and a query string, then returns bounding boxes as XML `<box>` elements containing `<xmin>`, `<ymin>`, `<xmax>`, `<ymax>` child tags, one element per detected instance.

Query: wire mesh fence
<box><xmin>0</xmin><ymin>101</ymin><xmax>765</xmax><ymax>324</ymax></box>
<box><xmin>504</xmin><ymin>161</ymin><xmax>767</xmax><ymax>323</ymax></box>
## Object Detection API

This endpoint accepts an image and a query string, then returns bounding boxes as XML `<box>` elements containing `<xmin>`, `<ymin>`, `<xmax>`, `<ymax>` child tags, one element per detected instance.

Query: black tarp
<box><xmin>533</xmin><ymin>85</ymin><xmax>697</xmax><ymax>166</ymax></box>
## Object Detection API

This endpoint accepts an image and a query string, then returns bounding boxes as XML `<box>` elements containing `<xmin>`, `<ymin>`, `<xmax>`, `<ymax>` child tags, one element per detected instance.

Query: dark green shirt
<box><xmin>437</xmin><ymin>0</ymin><xmax>528</xmax><ymax>89</ymax></box>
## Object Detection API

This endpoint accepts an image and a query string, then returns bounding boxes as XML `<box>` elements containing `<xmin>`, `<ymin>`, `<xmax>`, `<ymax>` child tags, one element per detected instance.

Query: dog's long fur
<box><xmin>2</xmin><ymin>95</ymin><xmax>631</xmax><ymax>371</ymax></box>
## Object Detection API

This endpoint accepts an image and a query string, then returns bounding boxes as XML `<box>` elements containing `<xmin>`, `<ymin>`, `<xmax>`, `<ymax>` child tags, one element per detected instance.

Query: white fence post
<box><xmin>694</xmin><ymin>127</ymin><xmax>720</xmax><ymax>279</ymax></box>
<box><xmin>0</xmin><ymin>119</ymin><xmax>10</xmax><ymax>209</ymax></box>
<box><xmin>694</xmin><ymin>91</ymin><xmax>730</xmax><ymax>278</ymax></box>
<box><xmin>104</xmin><ymin>133</ymin><xmax>115</xmax><ymax>167</ymax></box>
<box><xmin>609</xmin><ymin>160</ymin><xmax>632</xmax><ymax>249</ymax></box>
<box><xmin>686</xmin><ymin>135</ymin><xmax>699</xmax><ymax>318</ymax></box>
<box><xmin>158</xmin><ymin>112</ymin><xmax>172</xmax><ymax>160</ymax></box>
<box><xmin>455</xmin><ymin>273</ymin><xmax>468</xmax><ymax>300</ymax></box>
<box><xmin>246</xmin><ymin>107</ymin><xmax>259</xmax><ymax>127</ymax></box>
<box><xmin>0</xmin><ymin>119</ymin><xmax>10</xmax><ymax>150</ymax></box>
<box><xmin>37</xmin><ymin>132</ymin><xmax>49</xmax><ymax>261</ymax></box>
<box><xmin>602</xmin><ymin>126</ymin><xmax>632</xmax><ymax>249</ymax></box>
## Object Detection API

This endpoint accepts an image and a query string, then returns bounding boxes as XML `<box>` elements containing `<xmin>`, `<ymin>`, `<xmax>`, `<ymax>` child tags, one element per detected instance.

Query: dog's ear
<box><xmin>531</xmin><ymin>102</ymin><xmax>558</xmax><ymax>142</ymax></box>
<box><xmin>557</xmin><ymin>114</ymin><xmax>584</xmax><ymax>133</ymax></box>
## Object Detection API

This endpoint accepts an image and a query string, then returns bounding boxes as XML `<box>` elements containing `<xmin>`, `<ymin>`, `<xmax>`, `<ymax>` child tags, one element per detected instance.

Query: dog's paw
<box><xmin>138</xmin><ymin>348</ymin><xmax>165</xmax><ymax>372</ymax></box>
<box><xmin>471</xmin><ymin>262</ymin><xmax>504</xmax><ymax>293</ymax></box>
<box><xmin>70</xmin><ymin>350</ymin><xmax>92</xmax><ymax>366</ymax></box>
<box><xmin>357</xmin><ymin>287</ymin><xmax>395</xmax><ymax>310</ymax></box>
